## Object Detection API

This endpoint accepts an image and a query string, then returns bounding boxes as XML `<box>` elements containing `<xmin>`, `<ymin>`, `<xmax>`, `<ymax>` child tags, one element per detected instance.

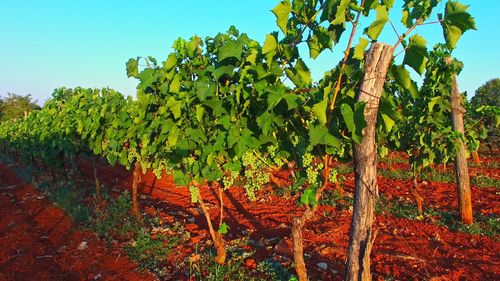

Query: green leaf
<box><xmin>353</xmin><ymin>38</ymin><xmax>369</xmax><ymax>60</ymax></box>
<box><xmin>353</xmin><ymin>102</ymin><xmax>367</xmax><ymax>142</ymax></box>
<box><xmin>331</xmin><ymin>0</ymin><xmax>350</xmax><ymax>25</ymax></box>
<box><xmin>262</xmin><ymin>34</ymin><xmax>278</xmax><ymax>55</ymax></box>
<box><xmin>440</xmin><ymin>1</ymin><xmax>477</xmax><ymax>49</ymax></box>
<box><xmin>195</xmin><ymin>105</ymin><xmax>204</xmax><ymax>123</ymax></box>
<box><xmin>126</xmin><ymin>58</ymin><xmax>139</xmax><ymax>78</ymax></box>
<box><xmin>166</xmin><ymin>97</ymin><xmax>182</xmax><ymax>119</ymax></box>
<box><xmin>218</xmin><ymin>222</ymin><xmax>230</xmax><ymax>235</ymax></box>
<box><xmin>391</xmin><ymin>65</ymin><xmax>419</xmax><ymax>99</ymax></box>
<box><xmin>428</xmin><ymin>96</ymin><xmax>441</xmax><ymax>112</ymax></box>
<box><xmin>364</xmin><ymin>6</ymin><xmax>388</xmax><ymax>40</ymax></box>
<box><xmin>381</xmin><ymin>113</ymin><xmax>395</xmax><ymax>132</ymax></box>
<box><xmin>174</xmin><ymin>170</ymin><xmax>189</xmax><ymax>186</ymax></box>
<box><xmin>309</xmin><ymin>124</ymin><xmax>341</xmax><ymax>147</ymax></box>
<box><xmin>341</xmin><ymin>103</ymin><xmax>355</xmax><ymax>136</ymax></box>
<box><xmin>163</xmin><ymin>54</ymin><xmax>177</xmax><ymax>71</ymax></box>
<box><xmin>285</xmin><ymin>59</ymin><xmax>312</xmax><ymax>87</ymax></box>
<box><xmin>170</xmin><ymin>74</ymin><xmax>181</xmax><ymax>93</ymax></box>
<box><xmin>403</xmin><ymin>34</ymin><xmax>428</xmax><ymax>75</ymax></box>
<box><xmin>312</xmin><ymin>99</ymin><xmax>328</xmax><ymax>125</ymax></box>
<box><xmin>272</xmin><ymin>0</ymin><xmax>292</xmax><ymax>35</ymax></box>
<box><xmin>218</xmin><ymin>39</ymin><xmax>244</xmax><ymax>61</ymax></box>
<box><xmin>307</xmin><ymin>26</ymin><xmax>332</xmax><ymax>59</ymax></box>
<box><xmin>300</xmin><ymin>187</ymin><xmax>317</xmax><ymax>207</ymax></box>
<box><xmin>341</xmin><ymin>103</ymin><xmax>365</xmax><ymax>144</ymax></box>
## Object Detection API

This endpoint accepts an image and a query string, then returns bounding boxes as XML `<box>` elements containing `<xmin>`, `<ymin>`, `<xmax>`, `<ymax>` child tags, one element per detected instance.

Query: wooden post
<box><xmin>446</xmin><ymin>57</ymin><xmax>473</xmax><ymax>225</ymax></box>
<box><xmin>346</xmin><ymin>42</ymin><xmax>393</xmax><ymax>281</ymax></box>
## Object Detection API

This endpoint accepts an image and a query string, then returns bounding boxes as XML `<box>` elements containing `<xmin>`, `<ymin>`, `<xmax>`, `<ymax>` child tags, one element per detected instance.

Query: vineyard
<box><xmin>0</xmin><ymin>0</ymin><xmax>499</xmax><ymax>280</ymax></box>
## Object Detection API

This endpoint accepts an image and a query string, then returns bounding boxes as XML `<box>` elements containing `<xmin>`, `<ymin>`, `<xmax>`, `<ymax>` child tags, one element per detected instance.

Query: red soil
<box><xmin>1</xmin><ymin>154</ymin><xmax>499</xmax><ymax>280</ymax></box>
<box><xmin>0</xmin><ymin>162</ymin><xmax>156</xmax><ymax>281</ymax></box>
<box><xmin>78</xmin><ymin>157</ymin><xmax>500</xmax><ymax>280</ymax></box>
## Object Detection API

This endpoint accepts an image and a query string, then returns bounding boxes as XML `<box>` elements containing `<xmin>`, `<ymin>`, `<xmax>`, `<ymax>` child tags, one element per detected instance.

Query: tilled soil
<box><xmin>0</xmin><ymin>162</ymin><xmax>156</xmax><ymax>281</ymax></box>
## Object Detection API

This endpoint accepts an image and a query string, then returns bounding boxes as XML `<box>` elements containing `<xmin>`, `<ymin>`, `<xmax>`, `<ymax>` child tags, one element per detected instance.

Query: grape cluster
<box><xmin>329</xmin><ymin>168</ymin><xmax>339</xmax><ymax>184</ymax></box>
<box><xmin>222</xmin><ymin>171</ymin><xmax>239</xmax><ymax>190</ymax></box>
<box><xmin>189</xmin><ymin>185</ymin><xmax>199</xmax><ymax>203</ymax></box>
<box><xmin>242</xmin><ymin>151</ymin><xmax>269</xmax><ymax>201</ymax></box>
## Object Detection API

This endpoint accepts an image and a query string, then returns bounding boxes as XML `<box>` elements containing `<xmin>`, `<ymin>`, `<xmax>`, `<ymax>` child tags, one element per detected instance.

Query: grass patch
<box><xmin>469</xmin><ymin>161</ymin><xmax>500</xmax><ymax>169</ymax></box>
<box><xmin>471</xmin><ymin>175</ymin><xmax>500</xmax><ymax>188</ymax></box>
<box><xmin>89</xmin><ymin>191</ymin><xmax>142</xmax><ymax>242</ymax></box>
<box><xmin>437</xmin><ymin>212</ymin><xmax>500</xmax><ymax>237</ymax></box>
<box><xmin>188</xmin><ymin>243</ymin><xmax>297</xmax><ymax>281</ymax></box>
<box><xmin>320</xmin><ymin>189</ymin><xmax>353</xmax><ymax>210</ymax></box>
<box><xmin>376</xmin><ymin>196</ymin><xmax>499</xmax><ymax>238</ymax></box>
<box><xmin>37</xmin><ymin>180</ymin><xmax>91</xmax><ymax>224</ymax></box>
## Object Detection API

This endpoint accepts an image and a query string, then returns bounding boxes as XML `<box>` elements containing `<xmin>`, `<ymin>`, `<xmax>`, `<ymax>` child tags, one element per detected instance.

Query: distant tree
<box><xmin>0</xmin><ymin>93</ymin><xmax>41</xmax><ymax>122</ymax></box>
<box><xmin>471</xmin><ymin>78</ymin><xmax>500</xmax><ymax>108</ymax></box>
<box><xmin>470</xmin><ymin>78</ymin><xmax>500</xmax><ymax>147</ymax></box>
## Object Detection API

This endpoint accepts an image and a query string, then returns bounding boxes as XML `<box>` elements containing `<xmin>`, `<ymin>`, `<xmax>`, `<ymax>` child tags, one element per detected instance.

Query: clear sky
<box><xmin>0</xmin><ymin>0</ymin><xmax>498</xmax><ymax>104</ymax></box>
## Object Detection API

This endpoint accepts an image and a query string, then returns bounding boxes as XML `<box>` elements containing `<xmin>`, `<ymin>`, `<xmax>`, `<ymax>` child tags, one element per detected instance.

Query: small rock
<box><xmin>332</xmin><ymin>270</ymin><xmax>339</xmax><ymax>274</ymax></box>
<box><xmin>245</xmin><ymin>258</ymin><xmax>257</xmax><ymax>269</ymax></box>
<box><xmin>77</xmin><ymin>241</ymin><xmax>88</xmax><ymax>250</ymax></box>
<box><xmin>185</xmin><ymin>223</ymin><xmax>198</xmax><ymax>232</ymax></box>
<box><xmin>190</xmin><ymin>236</ymin><xmax>203</xmax><ymax>244</ymax></box>
<box><xmin>57</xmin><ymin>246</ymin><xmax>68</xmax><ymax>253</ymax></box>
<box><xmin>187</xmin><ymin>217</ymin><xmax>196</xmax><ymax>223</ymax></box>
<box><xmin>317</xmin><ymin>262</ymin><xmax>328</xmax><ymax>270</ymax></box>
<box><xmin>256</xmin><ymin>238</ymin><xmax>265</xmax><ymax>248</ymax></box>
<box><xmin>93</xmin><ymin>273</ymin><xmax>102</xmax><ymax>280</ymax></box>
<box><xmin>274</xmin><ymin>238</ymin><xmax>293</xmax><ymax>257</ymax></box>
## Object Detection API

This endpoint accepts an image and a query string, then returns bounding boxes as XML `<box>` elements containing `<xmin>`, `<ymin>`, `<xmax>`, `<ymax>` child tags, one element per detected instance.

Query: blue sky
<box><xmin>0</xmin><ymin>0</ymin><xmax>498</xmax><ymax>104</ymax></box>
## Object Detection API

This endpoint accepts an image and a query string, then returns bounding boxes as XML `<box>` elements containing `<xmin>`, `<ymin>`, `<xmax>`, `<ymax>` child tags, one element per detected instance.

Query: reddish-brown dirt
<box><xmin>77</xmin><ymin>156</ymin><xmax>500</xmax><ymax>280</ymax></box>
<box><xmin>0</xmin><ymin>162</ymin><xmax>156</xmax><ymax>281</ymax></box>
<box><xmin>1</xmin><ymin>154</ymin><xmax>499</xmax><ymax>280</ymax></box>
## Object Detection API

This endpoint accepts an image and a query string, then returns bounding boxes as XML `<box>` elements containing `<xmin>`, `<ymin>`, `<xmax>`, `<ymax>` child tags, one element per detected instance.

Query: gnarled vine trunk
<box><xmin>197</xmin><ymin>184</ymin><xmax>226</xmax><ymax>264</ymax></box>
<box><xmin>447</xmin><ymin>57</ymin><xmax>473</xmax><ymax>225</ymax></box>
<box><xmin>131</xmin><ymin>163</ymin><xmax>142</xmax><ymax>220</ymax></box>
<box><xmin>410</xmin><ymin>177</ymin><xmax>424</xmax><ymax>217</ymax></box>
<box><xmin>346</xmin><ymin>42</ymin><xmax>393</xmax><ymax>281</ymax></box>
<box><xmin>471</xmin><ymin>150</ymin><xmax>480</xmax><ymax>164</ymax></box>
<box><xmin>292</xmin><ymin>156</ymin><xmax>330</xmax><ymax>281</ymax></box>
<box><xmin>93</xmin><ymin>157</ymin><xmax>102</xmax><ymax>205</ymax></box>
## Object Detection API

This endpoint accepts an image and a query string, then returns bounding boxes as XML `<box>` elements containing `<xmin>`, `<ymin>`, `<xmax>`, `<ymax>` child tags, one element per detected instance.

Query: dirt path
<box><xmin>0</xmin><ymin>162</ymin><xmax>156</xmax><ymax>281</ymax></box>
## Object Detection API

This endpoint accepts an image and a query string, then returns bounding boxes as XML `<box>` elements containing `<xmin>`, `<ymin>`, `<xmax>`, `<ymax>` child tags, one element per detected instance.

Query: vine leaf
<box><xmin>309</xmin><ymin>124</ymin><xmax>341</xmax><ymax>147</ymax></box>
<box><xmin>364</xmin><ymin>5</ymin><xmax>388</xmax><ymax>40</ymax></box>
<box><xmin>353</xmin><ymin>38</ymin><xmax>370</xmax><ymax>60</ymax></box>
<box><xmin>126</xmin><ymin>58</ymin><xmax>139</xmax><ymax>78</ymax></box>
<box><xmin>163</xmin><ymin>54</ymin><xmax>177</xmax><ymax>71</ymax></box>
<box><xmin>218</xmin><ymin>39</ymin><xmax>244</xmax><ymax>61</ymax></box>
<box><xmin>403</xmin><ymin>34</ymin><xmax>428</xmax><ymax>75</ymax></box>
<box><xmin>262</xmin><ymin>34</ymin><xmax>278</xmax><ymax>63</ymax></box>
<box><xmin>218</xmin><ymin>222</ymin><xmax>230</xmax><ymax>234</ymax></box>
<box><xmin>340</xmin><ymin>103</ymin><xmax>366</xmax><ymax>144</ymax></box>
<box><xmin>272</xmin><ymin>0</ymin><xmax>292</xmax><ymax>35</ymax></box>
<box><xmin>391</xmin><ymin>65</ymin><xmax>418</xmax><ymax>99</ymax></box>
<box><xmin>312</xmin><ymin>99</ymin><xmax>328</xmax><ymax>125</ymax></box>
<box><xmin>285</xmin><ymin>59</ymin><xmax>312</xmax><ymax>87</ymax></box>
<box><xmin>439</xmin><ymin>1</ymin><xmax>477</xmax><ymax>49</ymax></box>
<box><xmin>308</xmin><ymin>26</ymin><xmax>332</xmax><ymax>59</ymax></box>
<box><xmin>300</xmin><ymin>187</ymin><xmax>318</xmax><ymax>207</ymax></box>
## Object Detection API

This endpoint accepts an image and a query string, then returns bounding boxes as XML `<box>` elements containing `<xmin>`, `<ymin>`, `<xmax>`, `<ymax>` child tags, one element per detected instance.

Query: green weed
<box><xmin>471</xmin><ymin>175</ymin><xmax>500</xmax><ymax>188</ymax></box>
